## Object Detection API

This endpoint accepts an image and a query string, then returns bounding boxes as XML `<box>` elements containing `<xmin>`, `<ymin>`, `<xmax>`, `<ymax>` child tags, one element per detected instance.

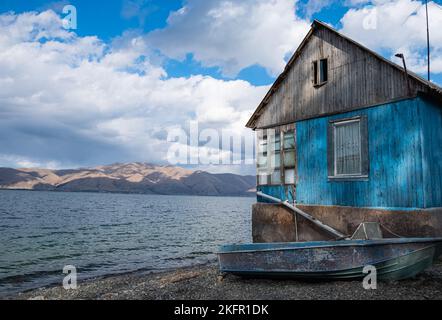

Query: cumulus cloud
<box><xmin>121</xmin><ymin>0</ymin><xmax>158</xmax><ymax>26</ymax></box>
<box><xmin>340</xmin><ymin>0</ymin><xmax>442</xmax><ymax>74</ymax></box>
<box><xmin>0</xmin><ymin>10</ymin><xmax>268</xmax><ymax>171</ymax></box>
<box><xmin>299</xmin><ymin>0</ymin><xmax>335</xmax><ymax>18</ymax></box>
<box><xmin>147</xmin><ymin>0</ymin><xmax>310</xmax><ymax>77</ymax></box>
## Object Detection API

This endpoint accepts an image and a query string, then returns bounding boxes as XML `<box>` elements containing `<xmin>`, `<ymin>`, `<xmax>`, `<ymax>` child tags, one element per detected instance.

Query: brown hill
<box><xmin>0</xmin><ymin>163</ymin><xmax>256</xmax><ymax>197</ymax></box>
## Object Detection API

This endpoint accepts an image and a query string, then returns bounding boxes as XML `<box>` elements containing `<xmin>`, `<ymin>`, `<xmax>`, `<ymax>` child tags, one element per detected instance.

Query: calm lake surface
<box><xmin>0</xmin><ymin>190</ymin><xmax>254</xmax><ymax>296</ymax></box>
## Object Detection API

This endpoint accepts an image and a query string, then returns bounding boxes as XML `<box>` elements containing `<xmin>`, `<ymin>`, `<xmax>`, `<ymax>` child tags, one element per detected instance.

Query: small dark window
<box><xmin>313</xmin><ymin>58</ymin><xmax>328</xmax><ymax>86</ymax></box>
<box><xmin>320</xmin><ymin>59</ymin><xmax>328</xmax><ymax>82</ymax></box>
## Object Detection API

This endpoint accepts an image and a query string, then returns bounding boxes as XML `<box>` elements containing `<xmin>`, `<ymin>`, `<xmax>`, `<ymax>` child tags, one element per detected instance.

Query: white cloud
<box><xmin>300</xmin><ymin>0</ymin><xmax>334</xmax><ymax>18</ymax></box>
<box><xmin>147</xmin><ymin>0</ymin><xmax>310</xmax><ymax>77</ymax></box>
<box><xmin>0</xmin><ymin>154</ymin><xmax>62</xmax><ymax>170</ymax></box>
<box><xmin>0</xmin><ymin>10</ymin><xmax>268</xmax><ymax>172</ymax></box>
<box><xmin>340</xmin><ymin>0</ymin><xmax>442</xmax><ymax>74</ymax></box>
<box><xmin>121</xmin><ymin>0</ymin><xmax>157</xmax><ymax>26</ymax></box>
<box><xmin>0</xmin><ymin>10</ymin><xmax>73</xmax><ymax>46</ymax></box>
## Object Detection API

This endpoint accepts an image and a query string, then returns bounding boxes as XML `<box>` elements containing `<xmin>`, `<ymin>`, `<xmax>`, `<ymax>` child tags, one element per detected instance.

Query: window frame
<box><xmin>312</xmin><ymin>58</ymin><xmax>328</xmax><ymax>87</ymax></box>
<box><xmin>282</xmin><ymin>130</ymin><xmax>296</xmax><ymax>185</ymax></box>
<box><xmin>256</xmin><ymin>127</ymin><xmax>297</xmax><ymax>186</ymax></box>
<box><xmin>328</xmin><ymin>115</ymin><xmax>369</xmax><ymax>181</ymax></box>
<box><xmin>268</xmin><ymin>131</ymin><xmax>281</xmax><ymax>186</ymax></box>
<box><xmin>333</xmin><ymin>118</ymin><xmax>362</xmax><ymax>177</ymax></box>
<box><xmin>256</xmin><ymin>131</ymin><xmax>269</xmax><ymax>186</ymax></box>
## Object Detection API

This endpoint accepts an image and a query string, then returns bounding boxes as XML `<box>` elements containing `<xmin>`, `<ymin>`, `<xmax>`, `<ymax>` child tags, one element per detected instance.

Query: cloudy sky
<box><xmin>0</xmin><ymin>0</ymin><xmax>441</xmax><ymax>174</ymax></box>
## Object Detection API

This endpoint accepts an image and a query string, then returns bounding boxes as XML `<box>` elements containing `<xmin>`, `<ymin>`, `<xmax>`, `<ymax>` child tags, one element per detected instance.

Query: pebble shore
<box><xmin>9</xmin><ymin>259</ymin><xmax>442</xmax><ymax>300</ymax></box>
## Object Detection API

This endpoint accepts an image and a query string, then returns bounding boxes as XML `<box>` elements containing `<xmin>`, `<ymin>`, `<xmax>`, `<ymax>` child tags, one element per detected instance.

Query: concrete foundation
<box><xmin>252</xmin><ymin>203</ymin><xmax>442</xmax><ymax>243</ymax></box>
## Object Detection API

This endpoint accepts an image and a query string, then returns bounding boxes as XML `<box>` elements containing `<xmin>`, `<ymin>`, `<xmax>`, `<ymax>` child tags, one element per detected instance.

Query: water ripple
<box><xmin>0</xmin><ymin>190</ymin><xmax>253</xmax><ymax>296</ymax></box>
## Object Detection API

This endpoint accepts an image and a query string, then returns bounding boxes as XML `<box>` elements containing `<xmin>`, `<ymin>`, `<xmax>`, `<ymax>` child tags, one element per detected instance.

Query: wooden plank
<box><xmin>253</xmin><ymin>26</ymin><xmax>431</xmax><ymax>129</ymax></box>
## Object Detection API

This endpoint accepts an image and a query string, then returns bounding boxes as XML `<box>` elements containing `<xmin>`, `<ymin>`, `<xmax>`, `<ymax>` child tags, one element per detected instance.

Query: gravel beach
<box><xmin>10</xmin><ymin>259</ymin><xmax>442</xmax><ymax>300</ymax></box>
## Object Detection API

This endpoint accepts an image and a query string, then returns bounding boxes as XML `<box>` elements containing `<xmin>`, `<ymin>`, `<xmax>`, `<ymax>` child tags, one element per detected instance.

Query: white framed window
<box><xmin>334</xmin><ymin>119</ymin><xmax>361</xmax><ymax>176</ymax></box>
<box><xmin>256</xmin><ymin>131</ymin><xmax>268</xmax><ymax>185</ymax></box>
<box><xmin>269</xmin><ymin>133</ymin><xmax>281</xmax><ymax>185</ymax></box>
<box><xmin>282</xmin><ymin>131</ymin><xmax>296</xmax><ymax>185</ymax></box>
<box><xmin>328</xmin><ymin>116</ymin><xmax>369</xmax><ymax>180</ymax></box>
<box><xmin>257</xmin><ymin>128</ymin><xmax>297</xmax><ymax>186</ymax></box>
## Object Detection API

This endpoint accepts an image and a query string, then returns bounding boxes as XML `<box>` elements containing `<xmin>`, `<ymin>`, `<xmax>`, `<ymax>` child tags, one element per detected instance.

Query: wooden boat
<box><xmin>218</xmin><ymin>238</ymin><xmax>442</xmax><ymax>281</ymax></box>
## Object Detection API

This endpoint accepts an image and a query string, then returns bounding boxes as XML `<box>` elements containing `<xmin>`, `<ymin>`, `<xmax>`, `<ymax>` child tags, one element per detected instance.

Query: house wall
<box><xmin>257</xmin><ymin>185</ymin><xmax>294</xmax><ymax>204</ymax></box>
<box><xmin>420</xmin><ymin>97</ymin><xmax>442</xmax><ymax>208</ymax></box>
<box><xmin>295</xmin><ymin>97</ymin><xmax>428</xmax><ymax>209</ymax></box>
<box><xmin>254</xmin><ymin>25</ymin><xmax>428</xmax><ymax>129</ymax></box>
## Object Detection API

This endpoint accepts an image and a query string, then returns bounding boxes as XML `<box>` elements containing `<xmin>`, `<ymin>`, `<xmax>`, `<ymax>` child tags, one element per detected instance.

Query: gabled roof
<box><xmin>246</xmin><ymin>20</ymin><xmax>442</xmax><ymax>129</ymax></box>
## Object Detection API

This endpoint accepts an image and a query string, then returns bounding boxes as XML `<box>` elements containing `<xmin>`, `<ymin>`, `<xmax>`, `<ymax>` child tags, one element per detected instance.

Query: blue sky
<box><xmin>0</xmin><ymin>0</ymin><xmax>441</xmax><ymax>173</ymax></box>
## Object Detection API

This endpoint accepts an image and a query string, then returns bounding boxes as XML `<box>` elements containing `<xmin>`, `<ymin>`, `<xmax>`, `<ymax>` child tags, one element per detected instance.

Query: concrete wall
<box><xmin>252</xmin><ymin>203</ymin><xmax>442</xmax><ymax>243</ymax></box>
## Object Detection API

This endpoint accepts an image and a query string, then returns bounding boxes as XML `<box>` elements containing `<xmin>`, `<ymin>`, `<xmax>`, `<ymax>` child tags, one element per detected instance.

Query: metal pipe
<box><xmin>425</xmin><ymin>0</ymin><xmax>431</xmax><ymax>81</ymax></box>
<box><xmin>257</xmin><ymin>191</ymin><xmax>347</xmax><ymax>239</ymax></box>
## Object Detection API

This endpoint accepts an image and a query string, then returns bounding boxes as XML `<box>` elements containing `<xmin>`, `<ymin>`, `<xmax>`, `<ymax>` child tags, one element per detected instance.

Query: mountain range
<box><xmin>0</xmin><ymin>163</ymin><xmax>256</xmax><ymax>197</ymax></box>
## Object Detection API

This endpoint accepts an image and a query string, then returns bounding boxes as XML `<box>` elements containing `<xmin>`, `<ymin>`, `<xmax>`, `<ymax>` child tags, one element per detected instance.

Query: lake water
<box><xmin>0</xmin><ymin>190</ymin><xmax>254</xmax><ymax>296</ymax></box>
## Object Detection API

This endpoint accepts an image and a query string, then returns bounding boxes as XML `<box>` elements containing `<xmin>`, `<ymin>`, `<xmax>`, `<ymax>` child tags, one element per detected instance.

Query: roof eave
<box><xmin>245</xmin><ymin>22</ymin><xmax>317</xmax><ymax>129</ymax></box>
<box><xmin>245</xmin><ymin>19</ymin><xmax>442</xmax><ymax>130</ymax></box>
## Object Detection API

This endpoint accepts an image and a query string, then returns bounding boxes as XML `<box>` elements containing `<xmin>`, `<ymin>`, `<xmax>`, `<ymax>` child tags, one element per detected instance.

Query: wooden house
<box><xmin>247</xmin><ymin>20</ymin><xmax>442</xmax><ymax>242</ymax></box>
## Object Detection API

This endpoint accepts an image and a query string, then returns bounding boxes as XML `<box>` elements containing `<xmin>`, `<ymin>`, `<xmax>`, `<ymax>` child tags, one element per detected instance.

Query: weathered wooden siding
<box><xmin>420</xmin><ymin>98</ymin><xmax>442</xmax><ymax>208</ymax></box>
<box><xmin>254</xmin><ymin>26</ymin><xmax>427</xmax><ymax>129</ymax></box>
<box><xmin>295</xmin><ymin>98</ymin><xmax>426</xmax><ymax>209</ymax></box>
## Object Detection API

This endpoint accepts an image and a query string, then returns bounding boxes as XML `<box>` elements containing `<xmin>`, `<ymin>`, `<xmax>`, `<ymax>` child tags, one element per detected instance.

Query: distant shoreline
<box><xmin>0</xmin><ymin>188</ymin><xmax>256</xmax><ymax>198</ymax></box>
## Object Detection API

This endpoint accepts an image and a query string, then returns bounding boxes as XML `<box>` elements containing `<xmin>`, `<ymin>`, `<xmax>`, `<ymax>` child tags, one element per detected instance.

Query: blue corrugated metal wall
<box><xmin>295</xmin><ymin>98</ymin><xmax>424</xmax><ymax>208</ymax></box>
<box><xmin>293</xmin><ymin>97</ymin><xmax>439</xmax><ymax>209</ymax></box>
<box><xmin>257</xmin><ymin>97</ymin><xmax>441</xmax><ymax>209</ymax></box>
<box><xmin>420</xmin><ymin>98</ymin><xmax>442</xmax><ymax>208</ymax></box>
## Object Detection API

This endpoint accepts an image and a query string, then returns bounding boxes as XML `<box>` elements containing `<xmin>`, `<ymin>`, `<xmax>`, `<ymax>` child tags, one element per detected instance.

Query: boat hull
<box><xmin>218</xmin><ymin>238</ymin><xmax>442</xmax><ymax>281</ymax></box>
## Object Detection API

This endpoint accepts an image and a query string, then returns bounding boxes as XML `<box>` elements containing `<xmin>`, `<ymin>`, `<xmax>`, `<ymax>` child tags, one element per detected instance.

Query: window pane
<box><xmin>271</xmin><ymin>170</ymin><xmax>281</xmax><ymax>184</ymax></box>
<box><xmin>257</xmin><ymin>153</ymin><xmax>267</xmax><ymax>168</ymax></box>
<box><xmin>320</xmin><ymin>59</ymin><xmax>328</xmax><ymax>83</ymax></box>
<box><xmin>284</xmin><ymin>150</ymin><xmax>296</xmax><ymax>167</ymax></box>
<box><xmin>256</xmin><ymin>130</ymin><xmax>269</xmax><ymax>185</ymax></box>
<box><xmin>258</xmin><ymin>174</ymin><xmax>267</xmax><ymax>185</ymax></box>
<box><xmin>283</xmin><ymin>132</ymin><xmax>295</xmax><ymax>150</ymax></box>
<box><xmin>273</xmin><ymin>134</ymin><xmax>281</xmax><ymax>152</ymax></box>
<box><xmin>257</xmin><ymin>142</ymin><xmax>267</xmax><ymax>153</ymax></box>
<box><xmin>285</xmin><ymin>169</ymin><xmax>295</xmax><ymax>184</ymax></box>
<box><xmin>269</xmin><ymin>153</ymin><xmax>280</xmax><ymax>169</ymax></box>
<box><xmin>313</xmin><ymin>61</ymin><xmax>318</xmax><ymax>85</ymax></box>
<box><xmin>335</xmin><ymin>121</ymin><xmax>361</xmax><ymax>175</ymax></box>
<box><xmin>274</xmin><ymin>142</ymin><xmax>281</xmax><ymax>152</ymax></box>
